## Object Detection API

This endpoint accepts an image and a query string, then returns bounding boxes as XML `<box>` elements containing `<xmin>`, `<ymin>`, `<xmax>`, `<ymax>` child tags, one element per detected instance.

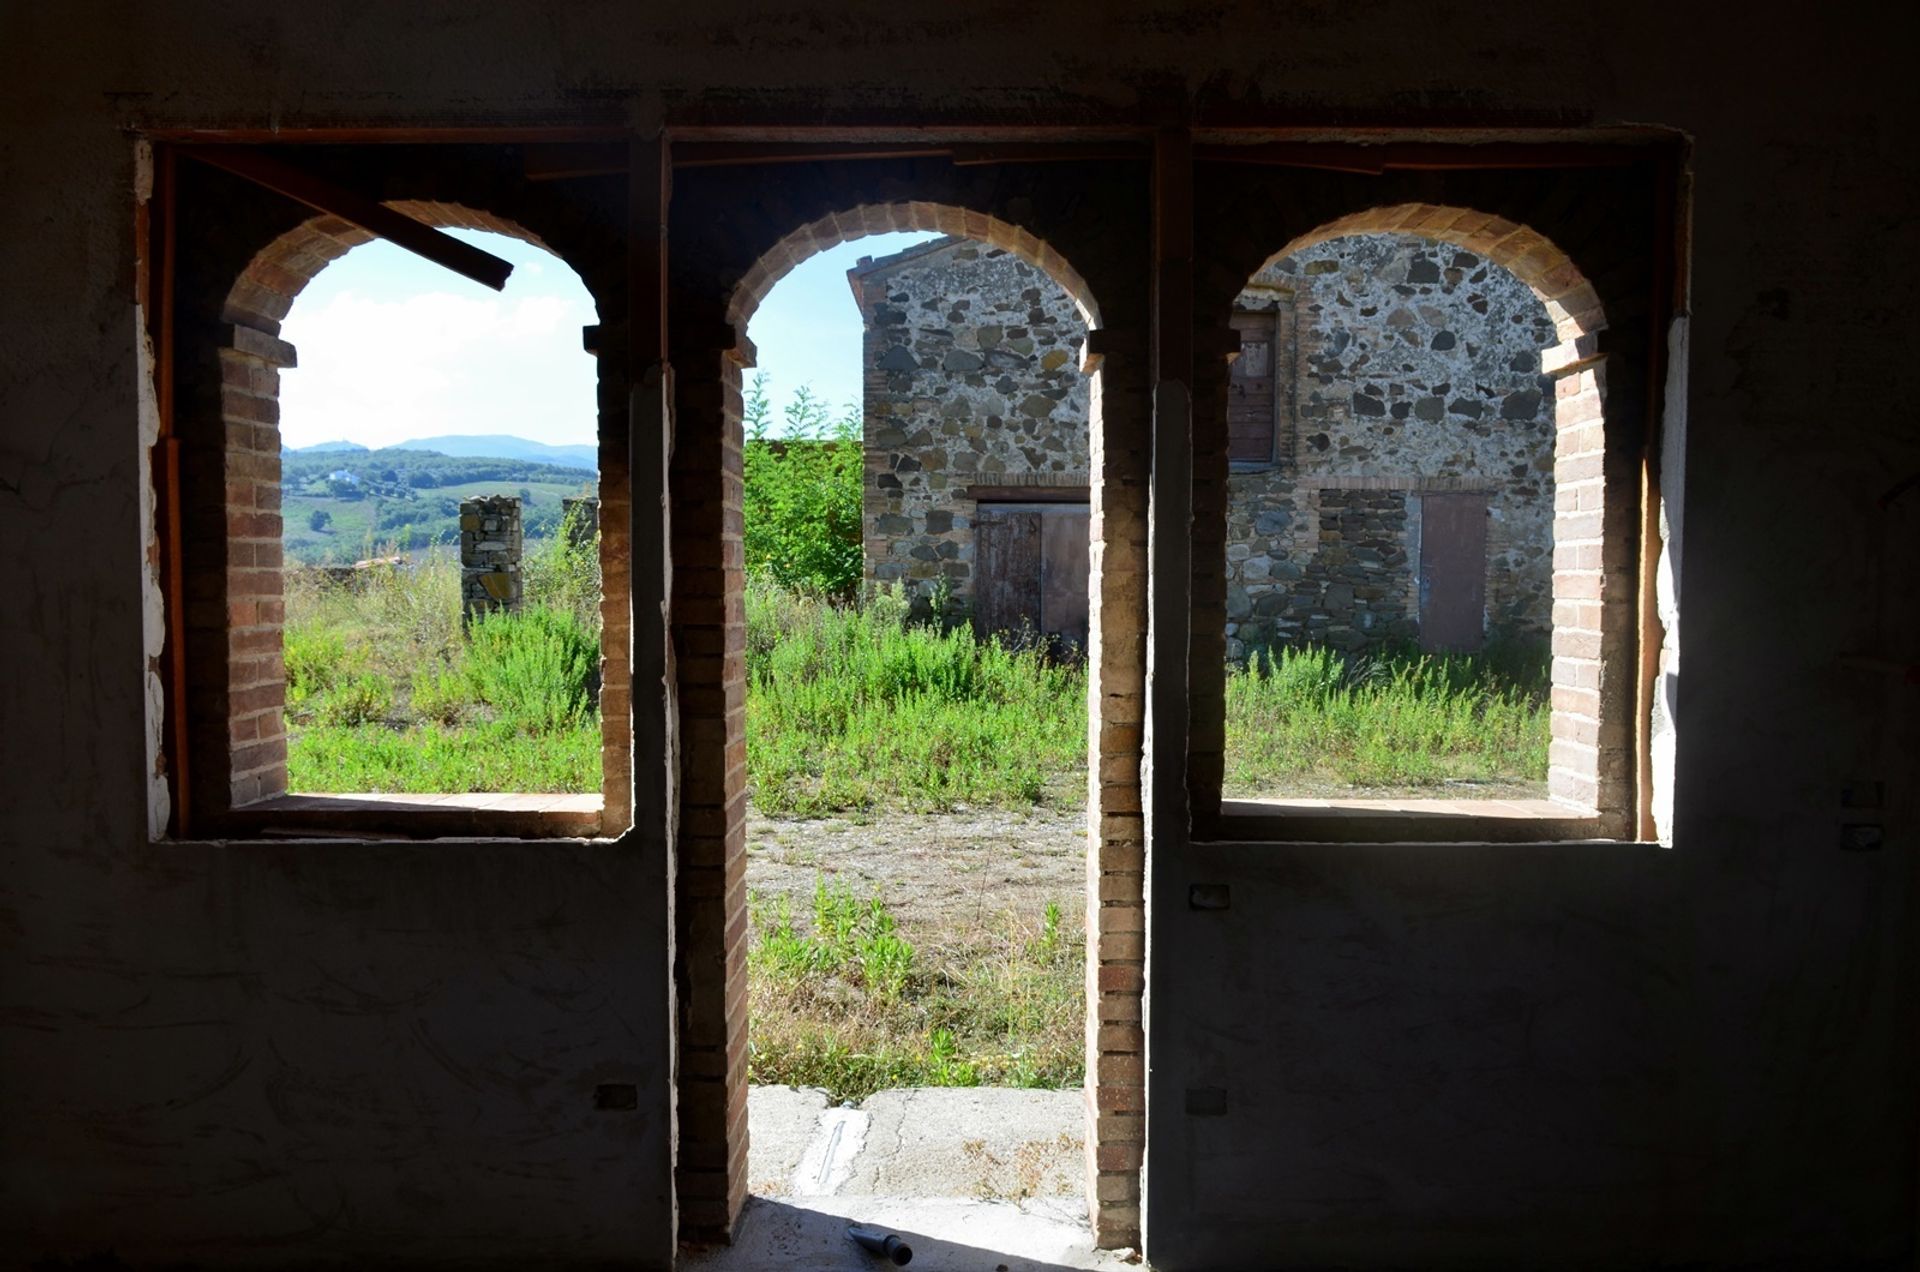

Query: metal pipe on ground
<box><xmin>847</xmin><ymin>1225</ymin><xmax>913</xmax><ymax>1265</ymax></box>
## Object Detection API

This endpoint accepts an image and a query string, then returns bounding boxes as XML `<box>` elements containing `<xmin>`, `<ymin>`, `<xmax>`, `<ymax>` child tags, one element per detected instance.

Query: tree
<box><xmin>308</xmin><ymin>508</ymin><xmax>332</xmax><ymax>533</ymax></box>
<box><xmin>741</xmin><ymin>375</ymin><xmax>863</xmax><ymax>596</ymax></box>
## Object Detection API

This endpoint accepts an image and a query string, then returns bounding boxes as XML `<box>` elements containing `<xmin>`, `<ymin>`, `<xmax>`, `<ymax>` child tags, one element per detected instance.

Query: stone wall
<box><xmin>1226</xmin><ymin>233</ymin><xmax>1558</xmax><ymax>659</ymax></box>
<box><xmin>849</xmin><ymin>236</ymin><xmax>1089</xmax><ymax>616</ymax></box>
<box><xmin>460</xmin><ymin>494</ymin><xmax>523</xmax><ymax>621</ymax></box>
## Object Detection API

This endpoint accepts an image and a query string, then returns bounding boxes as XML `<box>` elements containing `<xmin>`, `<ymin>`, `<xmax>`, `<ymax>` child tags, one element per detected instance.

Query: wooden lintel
<box><xmin>964</xmin><ymin>484</ymin><xmax>1092</xmax><ymax>504</ymax></box>
<box><xmin>948</xmin><ymin>143</ymin><xmax>1150</xmax><ymax>166</ymax></box>
<box><xmin>672</xmin><ymin>142</ymin><xmax>950</xmax><ymax>168</ymax></box>
<box><xmin>525</xmin><ymin>141</ymin><xmax>629</xmax><ymax>182</ymax></box>
<box><xmin>1194</xmin><ymin>141</ymin><xmax>1649</xmax><ymax>172</ymax></box>
<box><xmin>179</xmin><ymin>146</ymin><xmax>514</xmax><ymax>291</ymax></box>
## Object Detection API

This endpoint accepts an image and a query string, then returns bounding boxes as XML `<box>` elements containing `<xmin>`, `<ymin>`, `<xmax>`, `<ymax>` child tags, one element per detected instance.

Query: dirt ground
<box><xmin>745</xmin><ymin>799</ymin><xmax>1087</xmax><ymax>934</ymax></box>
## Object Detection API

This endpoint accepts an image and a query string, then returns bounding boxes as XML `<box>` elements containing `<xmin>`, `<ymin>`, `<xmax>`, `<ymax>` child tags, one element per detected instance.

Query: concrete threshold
<box><xmin>680</xmin><ymin>1085</ymin><xmax>1135</xmax><ymax>1271</ymax></box>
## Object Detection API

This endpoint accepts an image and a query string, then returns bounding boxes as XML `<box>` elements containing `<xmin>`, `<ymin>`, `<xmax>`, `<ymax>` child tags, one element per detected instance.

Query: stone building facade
<box><xmin>852</xmin><ymin>232</ymin><xmax>1557</xmax><ymax>657</ymax></box>
<box><xmin>1224</xmin><ymin>234</ymin><xmax>1559</xmax><ymax>660</ymax></box>
<box><xmin>847</xmin><ymin>237</ymin><xmax>1092</xmax><ymax>638</ymax></box>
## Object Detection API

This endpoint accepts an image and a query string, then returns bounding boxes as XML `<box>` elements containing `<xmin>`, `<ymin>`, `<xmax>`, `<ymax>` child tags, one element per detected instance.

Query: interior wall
<box><xmin>0</xmin><ymin>3</ymin><xmax>1915</xmax><ymax>1269</ymax></box>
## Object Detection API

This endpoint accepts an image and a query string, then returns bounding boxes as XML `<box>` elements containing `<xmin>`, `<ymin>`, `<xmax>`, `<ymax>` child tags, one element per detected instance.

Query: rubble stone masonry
<box><xmin>1227</xmin><ymin>234</ymin><xmax>1558</xmax><ymax>658</ymax></box>
<box><xmin>849</xmin><ymin>237</ymin><xmax>1091</xmax><ymax>617</ymax></box>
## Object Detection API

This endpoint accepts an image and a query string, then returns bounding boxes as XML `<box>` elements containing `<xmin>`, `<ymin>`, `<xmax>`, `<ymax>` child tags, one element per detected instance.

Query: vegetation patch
<box><xmin>284</xmin><ymin>510</ymin><xmax>602</xmax><ymax>794</ymax></box>
<box><xmin>1223</xmin><ymin>641</ymin><xmax>1550</xmax><ymax>796</ymax></box>
<box><xmin>745</xmin><ymin>580</ymin><xmax>1087</xmax><ymax>815</ymax></box>
<box><xmin>747</xmin><ymin>876</ymin><xmax>1083</xmax><ymax>1100</ymax></box>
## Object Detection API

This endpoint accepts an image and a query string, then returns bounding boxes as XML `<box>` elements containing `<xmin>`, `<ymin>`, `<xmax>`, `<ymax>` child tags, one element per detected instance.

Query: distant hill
<box><xmin>279</xmin><ymin>445</ymin><xmax>598</xmax><ymax>566</ymax></box>
<box><xmin>289</xmin><ymin>439</ymin><xmax>369</xmax><ymax>454</ymax></box>
<box><xmin>392</xmin><ymin>433</ymin><xmax>596</xmax><ymax>472</ymax></box>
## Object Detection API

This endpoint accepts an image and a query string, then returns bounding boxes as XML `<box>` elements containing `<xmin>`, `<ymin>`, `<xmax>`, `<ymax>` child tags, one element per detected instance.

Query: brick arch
<box><xmin>223</xmin><ymin>202</ymin><xmax>568</xmax><ymax>333</ymax></box>
<box><xmin>1253</xmin><ymin>201</ymin><xmax>1606</xmax><ymax>365</ymax></box>
<box><xmin>679</xmin><ymin>190</ymin><xmax>1140</xmax><ymax>1248</ymax></box>
<box><xmin>201</xmin><ymin>203</ymin><xmax>628</xmax><ymax>829</ymax></box>
<box><xmin>725</xmin><ymin>202</ymin><xmax>1103</xmax><ymax>332</ymax></box>
<box><xmin>1222</xmin><ymin>204</ymin><xmax>1622</xmax><ymax>818</ymax></box>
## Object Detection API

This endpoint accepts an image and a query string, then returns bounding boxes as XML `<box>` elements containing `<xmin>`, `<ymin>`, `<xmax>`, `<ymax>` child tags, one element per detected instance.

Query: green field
<box><xmin>280</xmin><ymin>445</ymin><xmax>597</xmax><ymax>565</ymax></box>
<box><xmin>285</xmin><ymin>479</ymin><xmax>593</xmax><ymax>565</ymax></box>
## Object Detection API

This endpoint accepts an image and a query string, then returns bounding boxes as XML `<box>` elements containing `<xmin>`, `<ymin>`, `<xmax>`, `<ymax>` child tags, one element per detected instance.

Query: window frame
<box><xmin>1186</xmin><ymin>143</ymin><xmax>1686</xmax><ymax>847</ymax></box>
<box><xmin>141</xmin><ymin>137</ymin><xmax>632</xmax><ymax>843</ymax></box>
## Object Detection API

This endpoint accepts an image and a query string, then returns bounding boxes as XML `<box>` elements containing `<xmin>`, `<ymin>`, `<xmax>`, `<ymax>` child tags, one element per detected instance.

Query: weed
<box><xmin>748</xmin><ymin>880</ymin><xmax>1083</xmax><ymax>1100</ymax></box>
<box><xmin>463</xmin><ymin>605</ymin><xmax>597</xmax><ymax>734</ymax></box>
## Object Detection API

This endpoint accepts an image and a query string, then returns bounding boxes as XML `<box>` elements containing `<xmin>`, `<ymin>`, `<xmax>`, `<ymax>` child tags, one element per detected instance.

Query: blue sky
<box><xmin>277</xmin><ymin>227</ymin><xmax>939</xmax><ymax>450</ymax></box>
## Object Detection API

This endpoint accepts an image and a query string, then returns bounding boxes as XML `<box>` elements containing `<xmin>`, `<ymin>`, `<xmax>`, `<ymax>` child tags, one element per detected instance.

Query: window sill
<box><xmin>216</xmin><ymin>791</ymin><xmax>604</xmax><ymax>840</ymax></box>
<box><xmin>1207</xmin><ymin>796</ymin><xmax>1631</xmax><ymax>844</ymax></box>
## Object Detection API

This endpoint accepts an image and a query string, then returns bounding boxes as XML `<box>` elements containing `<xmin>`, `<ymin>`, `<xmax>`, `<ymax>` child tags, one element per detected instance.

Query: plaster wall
<box><xmin>0</xmin><ymin>3</ymin><xmax>1915</xmax><ymax>1269</ymax></box>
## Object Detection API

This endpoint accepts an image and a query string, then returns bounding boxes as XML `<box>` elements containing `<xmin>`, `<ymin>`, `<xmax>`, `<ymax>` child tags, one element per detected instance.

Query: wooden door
<box><xmin>1418</xmin><ymin>494</ymin><xmax>1489</xmax><ymax>653</ymax></box>
<box><xmin>1040</xmin><ymin>508</ymin><xmax>1091</xmax><ymax>653</ymax></box>
<box><xmin>1228</xmin><ymin>310</ymin><xmax>1278</xmax><ymax>464</ymax></box>
<box><xmin>975</xmin><ymin>508</ymin><xmax>1043</xmax><ymax>641</ymax></box>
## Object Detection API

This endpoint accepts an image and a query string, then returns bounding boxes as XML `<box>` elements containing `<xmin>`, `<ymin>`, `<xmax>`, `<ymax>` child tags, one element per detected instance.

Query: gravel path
<box><xmin>745</xmin><ymin>802</ymin><xmax>1087</xmax><ymax>933</ymax></box>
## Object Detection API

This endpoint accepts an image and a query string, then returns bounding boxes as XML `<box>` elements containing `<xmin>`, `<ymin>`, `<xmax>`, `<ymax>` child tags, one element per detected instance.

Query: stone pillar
<box><xmin>461</xmin><ymin>495</ymin><xmax>523</xmax><ymax>622</ymax></box>
<box><xmin>561</xmin><ymin>495</ymin><xmax>600</xmax><ymax>549</ymax></box>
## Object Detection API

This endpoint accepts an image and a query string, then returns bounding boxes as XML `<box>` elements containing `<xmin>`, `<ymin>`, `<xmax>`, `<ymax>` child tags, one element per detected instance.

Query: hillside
<box><xmin>391</xmin><ymin>433</ymin><xmax>598</xmax><ymax>471</ymax></box>
<box><xmin>283</xmin><ymin>446</ymin><xmax>597</xmax><ymax>565</ymax></box>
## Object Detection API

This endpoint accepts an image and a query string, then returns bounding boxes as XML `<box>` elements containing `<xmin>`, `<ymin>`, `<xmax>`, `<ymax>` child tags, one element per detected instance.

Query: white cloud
<box><xmin>278</xmin><ymin>249</ymin><xmax>597</xmax><ymax>451</ymax></box>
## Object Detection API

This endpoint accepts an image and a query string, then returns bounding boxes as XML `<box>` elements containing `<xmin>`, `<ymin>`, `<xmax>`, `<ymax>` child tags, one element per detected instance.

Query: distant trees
<box><xmin>308</xmin><ymin>508</ymin><xmax>333</xmax><ymax>533</ymax></box>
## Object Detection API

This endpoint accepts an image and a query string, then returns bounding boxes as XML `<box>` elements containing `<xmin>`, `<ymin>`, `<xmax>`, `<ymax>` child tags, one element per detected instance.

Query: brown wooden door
<box><xmin>975</xmin><ymin>508</ymin><xmax>1043</xmax><ymax>641</ymax></box>
<box><xmin>1228</xmin><ymin>310</ymin><xmax>1278</xmax><ymax>464</ymax></box>
<box><xmin>1418</xmin><ymin>494</ymin><xmax>1489</xmax><ymax>653</ymax></box>
<box><xmin>1040</xmin><ymin>508</ymin><xmax>1090</xmax><ymax>653</ymax></box>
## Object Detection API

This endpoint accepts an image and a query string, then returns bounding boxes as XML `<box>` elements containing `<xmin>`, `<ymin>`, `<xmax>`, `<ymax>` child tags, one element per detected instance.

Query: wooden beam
<box><xmin>1193</xmin><ymin>141</ymin><xmax>1649</xmax><ymax>172</ymax></box>
<box><xmin>527</xmin><ymin>139</ymin><xmax>1151</xmax><ymax>179</ymax></box>
<box><xmin>178</xmin><ymin>146</ymin><xmax>514</xmax><ymax>291</ymax></box>
<box><xmin>963</xmin><ymin>484</ymin><xmax>1092</xmax><ymax>504</ymax></box>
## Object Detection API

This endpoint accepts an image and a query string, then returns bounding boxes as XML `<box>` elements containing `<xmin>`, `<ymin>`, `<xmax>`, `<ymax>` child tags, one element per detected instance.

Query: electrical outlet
<box><xmin>1841</xmin><ymin>824</ymin><xmax>1885</xmax><ymax>852</ymax></box>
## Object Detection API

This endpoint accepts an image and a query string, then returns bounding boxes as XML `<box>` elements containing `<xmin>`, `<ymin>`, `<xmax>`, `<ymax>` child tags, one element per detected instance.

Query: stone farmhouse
<box><xmin>850</xmin><ymin>232</ymin><xmax>1558</xmax><ymax>658</ymax></box>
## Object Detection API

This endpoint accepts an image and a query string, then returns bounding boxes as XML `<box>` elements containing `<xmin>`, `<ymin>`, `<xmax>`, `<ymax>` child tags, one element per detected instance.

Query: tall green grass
<box><xmin>1223</xmin><ymin>642</ymin><xmax>1549</xmax><ymax>795</ymax></box>
<box><xmin>284</xmin><ymin>532</ymin><xmax>603</xmax><ymax>794</ymax></box>
<box><xmin>745</xmin><ymin>580</ymin><xmax>1087</xmax><ymax>815</ymax></box>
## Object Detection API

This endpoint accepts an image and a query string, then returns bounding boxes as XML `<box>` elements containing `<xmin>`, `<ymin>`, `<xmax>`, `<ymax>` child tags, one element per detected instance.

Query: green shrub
<box><xmin>463</xmin><ymin>604</ymin><xmax>597</xmax><ymax>734</ymax></box>
<box><xmin>315</xmin><ymin>671</ymin><xmax>392</xmax><ymax>726</ymax></box>
<box><xmin>742</xmin><ymin>377</ymin><xmax>863</xmax><ymax>597</ymax></box>
<box><xmin>409</xmin><ymin>660</ymin><xmax>472</xmax><ymax>726</ymax></box>
<box><xmin>522</xmin><ymin>501</ymin><xmax>601</xmax><ymax>635</ymax></box>
<box><xmin>285</xmin><ymin>626</ymin><xmax>348</xmax><ymax>712</ymax></box>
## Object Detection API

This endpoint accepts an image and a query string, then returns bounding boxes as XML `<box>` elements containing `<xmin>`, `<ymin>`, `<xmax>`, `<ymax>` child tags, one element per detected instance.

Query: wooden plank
<box><xmin>178</xmin><ymin>146</ymin><xmax>514</xmax><ymax>291</ymax></box>
<box><xmin>1227</xmin><ymin>310</ymin><xmax>1276</xmax><ymax>463</ymax></box>
<box><xmin>1040</xmin><ymin>508</ymin><xmax>1091</xmax><ymax>654</ymax></box>
<box><xmin>962</xmin><ymin>484</ymin><xmax>1090</xmax><ymax>504</ymax></box>
<box><xmin>975</xmin><ymin>509</ymin><xmax>1043</xmax><ymax>641</ymax></box>
<box><xmin>1417</xmin><ymin>493</ymin><xmax>1489</xmax><ymax>653</ymax></box>
<box><xmin>1193</xmin><ymin>140</ymin><xmax>1650</xmax><ymax>171</ymax></box>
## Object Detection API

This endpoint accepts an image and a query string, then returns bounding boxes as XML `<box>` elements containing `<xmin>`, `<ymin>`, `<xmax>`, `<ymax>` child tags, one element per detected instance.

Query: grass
<box><xmin>284</xmin><ymin>511</ymin><xmax>602</xmax><ymax>793</ymax></box>
<box><xmin>1223</xmin><ymin>641</ymin><xmax>1550</xmax><ymax>796</ymax></box>
<box><xmin>745</xmin><ymin>580</ymin><xmax>1087</xmax><ymax>815</ymax></box>
<box><xmin>747</xmin><ymin>875</ymin><xmax>1083</xmax><ymax>1100</ymax></box>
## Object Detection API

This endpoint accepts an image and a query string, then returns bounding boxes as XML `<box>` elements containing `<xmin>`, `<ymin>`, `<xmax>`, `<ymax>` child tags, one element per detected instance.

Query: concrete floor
<box><xmin>679</xmin><ymin>1086</ymin><xmax>1136</xmax><ymax>1271</ymax></box>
